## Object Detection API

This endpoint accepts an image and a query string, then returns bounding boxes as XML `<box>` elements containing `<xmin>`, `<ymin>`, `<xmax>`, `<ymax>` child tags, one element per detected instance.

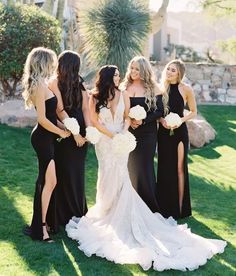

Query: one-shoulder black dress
<box><xmin>55</xmin><ymin>90</ymin><xmax>88</xmax><ymax>226</ymax></box>
<box><xmin>128</xmin><ymin>95</ymin><xmax>163</xmax><ymax>212</ymax></box>
<box><xmin>157</xmin><ymin>83</ymin><xmax>191</xmax><ymax>219</ymax></box>
<box><xmin>29</xmin><ymin>95</ymin><xmax>58</xmax><ymax>240</ymax></box>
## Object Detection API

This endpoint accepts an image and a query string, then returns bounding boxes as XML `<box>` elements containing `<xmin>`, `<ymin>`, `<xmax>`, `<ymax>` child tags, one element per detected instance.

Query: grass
<box><xmin>0</xmin><ymin>105</ymin><xmax>235</xmax><ymax>276</ymax></box>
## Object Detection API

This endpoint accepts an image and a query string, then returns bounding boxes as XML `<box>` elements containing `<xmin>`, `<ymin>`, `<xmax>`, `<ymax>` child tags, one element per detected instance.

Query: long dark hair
<box><xmin>94</xmin><ymin>65</ymin><xmax>118</xmax><ymax>113</ymax></box>
<box><xmin>57</xmin><ymin>50</ymin><xmax>83</xmax><ymax>111</ymax></box>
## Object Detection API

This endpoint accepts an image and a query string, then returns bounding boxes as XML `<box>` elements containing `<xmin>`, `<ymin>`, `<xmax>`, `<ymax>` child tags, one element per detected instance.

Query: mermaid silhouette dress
<box><xmin>157</xmin><ymin>83</ymin><xmax>191</xmax><ymax>219</ymax></box>
<box><xmin>55</xmin><ymin>87</ymin><xmax>88</xmax><ymax>226</ymax></box>
<box><xmin>29</xmin><ymin>95</ymin><xmax>58</xmax><ymax>240</ymax></box>
<box><xmin>66</xmin><ymin>94</ymin><xmax>226</xmax><ymax>272</ymax></box>
<box><xmin>128</xmin><ymin>95</ymin><xmax>163</xmax><ymax>212</ymax></box>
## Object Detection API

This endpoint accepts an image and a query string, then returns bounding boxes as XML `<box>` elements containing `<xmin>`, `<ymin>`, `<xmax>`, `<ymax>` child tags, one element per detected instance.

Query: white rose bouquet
<box><xmin>57</xmin><ymin>117</ymin><xmax>80</xmax><ymax>142</ymax></box>
<box><xmin>85</xmin><ymin>126</ymin><xmax>102</xmax><ymax>144</ymax></box>
<box><xmin>128</xmin><ymin>105</ymin><xmax>147</xmax><ymax>120</ymax></box>
<box><xmin>63</xmin><ymin>117</ymin><xmax>80</xmax><ymax>135</ymax></box>
<box><xmin>112</xmin><ymin>131</ymin><xmax>136</xmax><ymax>157</ymax></box>
<box><xmin>164</xmin><ymin>112</ymin><xmax>182</xmax><ymax>136</ymax></box>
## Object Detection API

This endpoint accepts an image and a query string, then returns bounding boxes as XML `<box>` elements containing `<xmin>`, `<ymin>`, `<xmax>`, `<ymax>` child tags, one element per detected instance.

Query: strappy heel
<box><xmin>42</xmin><ymin>222</ymin><xmax>54</xmax><ymax>243</ymax></box>
<box><xmin>23</xmin><ymin>225</ymin><xmax>31</xmax><ymax>236</ymax></box>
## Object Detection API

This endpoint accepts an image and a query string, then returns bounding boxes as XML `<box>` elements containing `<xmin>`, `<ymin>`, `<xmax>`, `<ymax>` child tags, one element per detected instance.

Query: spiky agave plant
<box><xmin>81</xmin><ymin>0</ymin><xmax>150</xmax><ymax>77</ymax></box>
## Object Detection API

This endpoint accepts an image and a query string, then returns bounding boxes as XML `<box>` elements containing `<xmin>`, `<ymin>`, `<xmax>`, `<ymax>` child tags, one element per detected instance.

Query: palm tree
<box><xmin>81</xmin><ymin>0</ymin><xmax>150</xmax><ymax>77</ymax></box>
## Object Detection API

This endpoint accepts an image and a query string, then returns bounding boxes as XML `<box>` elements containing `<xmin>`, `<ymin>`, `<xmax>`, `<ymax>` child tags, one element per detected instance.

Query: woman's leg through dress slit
<box><xmin>177</xmin><ymin>140</ymin><xmax>191</xmax><ymax>219</ymax></box>
<box><xmin>31</xmin><ymin>157</ymin><xmax>57</xmax><ymax>240</ymax></box>
<box><xmin>42</xmin><ymin>159</ymin><xmax>57</xmax><ymax>239</ymax></box>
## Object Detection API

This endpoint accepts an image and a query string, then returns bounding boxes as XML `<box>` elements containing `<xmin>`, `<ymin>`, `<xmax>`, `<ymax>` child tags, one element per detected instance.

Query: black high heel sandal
<box><xmin>23</xmin><ymin>225</ymin><xmax>32</xmax><ymax>236</ymax></box>
<box><xmin>42</xmin><ymin>222</ymin><xmax>54</xmax><ymax>243</ymax></box>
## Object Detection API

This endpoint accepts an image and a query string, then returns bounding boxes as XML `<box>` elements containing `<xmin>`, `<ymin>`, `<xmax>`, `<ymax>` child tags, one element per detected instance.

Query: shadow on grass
<box><xmin>190</xmin><ymin>174</ymin><xmax>236</xmax><ymax>229</ymax></box>
<box><xmin>191</xmin><ymin>146</ymin><xmax>222</xmax><ymax>160</ymax></box>
<box><xmin>0</xmin><ymin>187</ymin><xmax>81</xmax><ymax>275</ymax></box>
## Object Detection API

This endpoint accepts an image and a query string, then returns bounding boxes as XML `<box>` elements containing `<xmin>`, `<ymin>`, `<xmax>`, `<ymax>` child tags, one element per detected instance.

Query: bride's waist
<box><xmin>103</xmin><ymin>123</ymin><xmax>123</xmax><ymax>133</ymax></box>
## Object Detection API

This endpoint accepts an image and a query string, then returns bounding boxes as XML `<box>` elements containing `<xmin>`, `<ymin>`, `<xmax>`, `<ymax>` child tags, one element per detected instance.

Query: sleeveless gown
<box><xmin>157</xmin><ymin>83</ymin><xmax>191</xmax><ymax>219</ymax></box>
<box><xmin>55</xmin><ymin>90</ymin><xmax>88</xmax><ymax>226</ymax></box>
<box><xmin>128</xmin><ymin>95</ymin><xmax>163</xmax><ymax>212</ymax></box>
<box><xmin>29</xmin><ymin>95</ymin><xmax>58</xmax><ymax>240</ymax></box>
<box><xmin>66</xmin><ymin>93</ymin><xmax>226</xmax><ymax>271</ymax></box>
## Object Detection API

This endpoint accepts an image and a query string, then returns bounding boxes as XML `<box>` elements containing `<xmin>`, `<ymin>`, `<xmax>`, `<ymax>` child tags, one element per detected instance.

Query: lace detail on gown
<box><xmin>66</xmin><ymin>93</ymin><xmax>226</xmax><ymax>271</ymax></box>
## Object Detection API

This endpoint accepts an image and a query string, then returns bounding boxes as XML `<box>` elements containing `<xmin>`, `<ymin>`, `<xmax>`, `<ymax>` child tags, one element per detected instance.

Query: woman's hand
<box><xmin>73</xmin><ymin>134</ymin><xmax>87</xmax><ymax>147</ymax></box>
<box><xmin>160</xmin><ymin>117</ymin><xmax>170</xmax><ymax>129</ymax></box>
<box><xmin>59</xmin><ymin>129</ymin><xmax>71</xmax><ymax>138</ymax></box>
<box><xmin>130</xmin><ymin>119</ymin><xmax>142</xmax><ymax>129</ymax></box>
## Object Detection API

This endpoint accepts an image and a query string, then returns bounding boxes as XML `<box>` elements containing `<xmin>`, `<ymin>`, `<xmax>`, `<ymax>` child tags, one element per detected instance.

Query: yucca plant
<box><xmin>81</xmin><ymin>0</ymin><xmax>150</xmax><ymax>77</ymax></box>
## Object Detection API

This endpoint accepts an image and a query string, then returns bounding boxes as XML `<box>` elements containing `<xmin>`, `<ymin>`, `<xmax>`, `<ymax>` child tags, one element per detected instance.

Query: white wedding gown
<box><xmin>66</xmin><ymin>95</ymin><xmax>226</xmax><ymax>272</ymax></box>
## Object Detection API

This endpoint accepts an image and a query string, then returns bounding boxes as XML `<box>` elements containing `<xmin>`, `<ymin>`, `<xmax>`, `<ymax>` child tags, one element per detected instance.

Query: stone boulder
<box><xmin>0</xmin><ymin>99</ymin><xmax>37</xmax><ymax>128</ymax></box>
<box><xmin>185</xmin><ymin>110</ymin><xmax>216</xmax><ymax>148</ymax></box>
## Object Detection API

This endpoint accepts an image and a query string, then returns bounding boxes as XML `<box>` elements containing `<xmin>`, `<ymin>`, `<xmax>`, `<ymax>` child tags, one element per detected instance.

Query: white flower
<box><xmin>112</xmin><ymin>131</ymin><xmax>136</xmax><ymax>157</ymax></box>
<box><xmin>165</xmin><ymin>112</ymin><xmax>182</xmax><ymax>128</ymax></box>
<box><xmin>63</xmin><ymin>117</ymin><xmax>80</xmax><ymax>135</ymax></box>
<box><xmin>85</xmin><ymin>126</ymin><xmax>102</xmax><ymax>144</ymax></box>
<box><xmin>129</xmin><ymin>105</ymin><xmax>147</xmax><ymax>120</ymax></box>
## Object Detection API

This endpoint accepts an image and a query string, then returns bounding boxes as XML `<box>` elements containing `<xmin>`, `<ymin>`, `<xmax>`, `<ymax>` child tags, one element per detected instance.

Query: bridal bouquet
<box><xmin>164</xmin><ymin>112</ymin><xmax>182</xmax><ymax>136</ymax></box>
<box><xmin>128</xmin><ymin>105</ymin><xmax>146</xmax><ymax>120</ymax></box>
<box><xmin>112</xmin><ymin>131</ymin><xmax>136</xmax><ymax>157</ymax></box>
<box><xmin>85</xmin><ymin>126</ymin><xmax>101</xmax><ymax>144</ymax></box>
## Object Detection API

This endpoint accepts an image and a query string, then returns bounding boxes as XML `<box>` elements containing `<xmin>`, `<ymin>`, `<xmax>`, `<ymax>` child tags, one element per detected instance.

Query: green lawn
<box><xmin>0</xmin><ymin>105</ymin><xmax>235</xmax><ymax>276</ymax></box>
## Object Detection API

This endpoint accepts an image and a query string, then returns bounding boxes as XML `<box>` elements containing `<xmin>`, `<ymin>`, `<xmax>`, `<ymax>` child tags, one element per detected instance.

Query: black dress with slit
<box><xmin>55</xmin><ymin>89</ymin><xmax>88</xmax><ymax>226</ymax></box>
<box><xmin>29</xmin><ymin>95</ymin><xmax>58</xmax><ymax>240</ymax></box>
<box><xmin>128</xmin><ymin>95</ymin><xmax>163</xmax><ymax>213</ymax></box>
<box><xmin>157</xmin><ymin>83</ymin><xmax>191</xmax><ymax>219</ymax></box>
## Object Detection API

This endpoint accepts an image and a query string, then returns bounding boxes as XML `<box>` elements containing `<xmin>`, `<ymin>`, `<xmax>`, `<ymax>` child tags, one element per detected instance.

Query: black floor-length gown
<box><xmin>157</xmin><ymin>83</ymin><xmax>191</xmax><ymax>219</ymax></box>
<box><xmin>128</xmin><ymin>95</ymin><xmax>163</xmax><ymax>212</ymax></box>
<box><xmin>29</xmin><ymin>95</ymin><xmax>58</xmax><ymax>240</ymax></box>
<box><xmin>55</xmin><ymin>91</ymin><xmax>88</xmax><ymax>226</ymax></box>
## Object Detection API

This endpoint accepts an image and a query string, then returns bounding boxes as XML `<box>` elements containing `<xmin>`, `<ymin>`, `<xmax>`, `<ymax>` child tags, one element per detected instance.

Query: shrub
<box><xmin>0</xmin><ymin>3</ymin><xmax>61</xmax><ymax>97</ymax></box>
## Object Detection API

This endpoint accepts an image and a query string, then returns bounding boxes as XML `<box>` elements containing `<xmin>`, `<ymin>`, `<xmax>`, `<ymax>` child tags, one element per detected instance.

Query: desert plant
<box><xmin>81</xmin><ymin>0</ymin><xmax>150</xmax><ymax>77</ymax></box>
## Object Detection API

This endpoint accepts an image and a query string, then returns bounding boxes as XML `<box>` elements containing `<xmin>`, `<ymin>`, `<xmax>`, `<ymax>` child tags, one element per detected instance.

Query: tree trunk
<box><xmin>0</xmin><ymin>79</ymin><xmax>19</xmax><ymax>98</ymax></box>
<box><xmin>151</xmin><ymin>0</ymin><xmax>170</xmax><ymax>34</ymax></box>
<box><xmin>143</xmin><ymin>0</ymin><xmax>169</xmax><ymax>58</ymax></box>
<box><xmin>42</xmin><ymin>0</ymin><xmax>55</xmax><ymax>15</ymax></box>
<box><xmin>1</xmin><ymin>79</ymin><xmax>10</xmax><ymax>97</ymax></box>
<box><xmin>10</xmin><ymin>79</ymin><xmax>19</xmax><ymax>97</ymax></box>
<box><xmin>56</xmin><ymin>0</ymin><xmax>65</xmax><ymax>25</ymax></box>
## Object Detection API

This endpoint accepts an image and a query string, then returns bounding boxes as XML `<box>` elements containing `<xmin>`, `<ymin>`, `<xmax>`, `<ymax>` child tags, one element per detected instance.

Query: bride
<box><xmin>66</xmin><ymin>65</ymin><xmax>226</xmax><ymax>272</ymax></box>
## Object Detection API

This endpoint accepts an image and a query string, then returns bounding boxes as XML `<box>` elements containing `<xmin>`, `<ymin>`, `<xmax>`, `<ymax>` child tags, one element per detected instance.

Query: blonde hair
<box><xmin>160</xmin><ymin>59</ymin><xmax>185</xmax><ymax>115</ymax></box>
<box><xmin>22</xmin><ymin>47</ymin><xmax>57</xmax><ymax>109</ymax></box>
<box><xmin>121</xmin><ymin>56</ymin><xmax>159</xmax><ymax>111</ymax></box>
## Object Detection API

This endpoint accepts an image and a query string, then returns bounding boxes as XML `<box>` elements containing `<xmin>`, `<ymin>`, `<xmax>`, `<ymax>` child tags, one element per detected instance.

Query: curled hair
<box><xmin>22</xmin><ymin>47</ymin><xmax>57</xmax><ymax>109</ymax></box>
<box><xmin>121</xmin><ymin>56</ymin><xmax>158</xmax><ymax>111</ymax></box>
<box><xmin>160</xmin><ymin>59</ymin><xmax>186</xmax><ymax>115</ymax></box>
<box><xmin>94</xmin><ymin>65</ymin><xmax>118</xmax><ymax>113</ymax></box>
<box><xmin>57</xmin><ymin>50</ymin><xmax>83</xmax><ymax>111</ymax></box>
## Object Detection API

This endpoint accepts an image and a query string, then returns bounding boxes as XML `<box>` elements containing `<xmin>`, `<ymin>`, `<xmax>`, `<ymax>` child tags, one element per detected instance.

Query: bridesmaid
<box><xmin>157</xmin><ymin>59</ymin><xmax>197</xmax><ymax>219</ymax></box>
<box><xmin>122</xmin><ymin>56</ymin><xmax>165</xmax><ymax>212</ymax></box>
<box><xmin>22</xmin><ymin>47</ymin><xmax>70</xmax><ymax>242</ymax></box>
<box><xmin>48</xmin><ymin>50</ymin><xmax>90</xmax><ymax>226</ymax></box>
